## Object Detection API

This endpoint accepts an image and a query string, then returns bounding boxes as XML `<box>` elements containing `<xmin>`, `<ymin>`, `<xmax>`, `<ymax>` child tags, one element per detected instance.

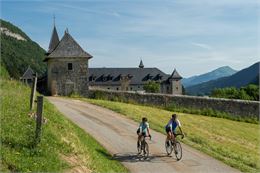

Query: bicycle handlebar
<box><xmin>174</xmin><ymin>133</ymin><xmax>185</xmax><ymax>139</ymax></box>
<box><xmin>141</xmin><ymin>135</ymin><xmax>152</xmax><ymax>140</ymax></box>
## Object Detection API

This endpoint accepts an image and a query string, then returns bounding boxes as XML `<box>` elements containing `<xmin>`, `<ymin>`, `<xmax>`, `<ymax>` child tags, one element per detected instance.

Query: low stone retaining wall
<box><xmin>88</xmin><ymin>90</ymin><xmax>260</xmax><ymax>119</ymax></box>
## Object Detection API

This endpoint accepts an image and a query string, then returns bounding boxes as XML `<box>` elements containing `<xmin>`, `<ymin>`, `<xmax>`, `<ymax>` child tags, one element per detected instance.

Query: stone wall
<box><xmin>88</xmin><ymin>89</ymin><xmax>260</xmax><ymax>119</ymax></box>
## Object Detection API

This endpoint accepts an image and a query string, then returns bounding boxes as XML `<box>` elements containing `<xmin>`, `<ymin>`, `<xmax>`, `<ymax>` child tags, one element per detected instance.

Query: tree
<box><xmin>143</xmin><ymin>81</ymin><xmax>160</xmax><ymax>93</ymax></box>
<box><xmin>241</xmin><ymin>84</ymin><xmax>259</xmax><ymax>101</ymax></box>
<box><xmin>210</xmin><ymin>84</ymin><xmax>259</xmax><ymax>101</ymax></box>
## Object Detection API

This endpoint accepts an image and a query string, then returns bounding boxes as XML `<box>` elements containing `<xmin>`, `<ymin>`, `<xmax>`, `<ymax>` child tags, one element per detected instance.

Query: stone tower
<box><xmin>44</xmin><ymin>25</ymin><xmax>92</xmax><ymax>96</ymax></box>
<box><xmin>169</xmin><ymin>69</ymin><xmax>182</xmax><ymax>95</ymax></box>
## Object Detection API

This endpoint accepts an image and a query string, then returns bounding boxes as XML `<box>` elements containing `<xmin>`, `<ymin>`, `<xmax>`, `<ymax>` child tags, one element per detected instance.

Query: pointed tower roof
<box><xmin>47</xmin><ymin>25</ymin><xmax>59</xmax><ymax>54</ymax></box>
<box><xmin>169</xmin><ymin>68</ymin><xmax>182</xmax><ymax>80</ymax></box>
<box><xmin>21</xmin><ymin>66</ymin><xmax>35</xmax><ymax>79</ymax></box>
<box><xmin>139</xmin><ymin>59</ymin><xmax>144</xmax><ymax>68</ymax></box>
<box><xmin>46</xmin><ymin>30</ymin><xmax>92</xmax><ymax>59</ymax></box>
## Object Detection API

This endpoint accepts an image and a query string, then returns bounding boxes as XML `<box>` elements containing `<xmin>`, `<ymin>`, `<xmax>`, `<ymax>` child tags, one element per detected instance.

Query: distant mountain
<box><xmin>1</xmin><ymin>19</ymin><xmax>46</xmax><ymax>78</ymax></box>
<box><xmin>186</xmin><ymin>62</ymin><xmax>260</xmax><ymax>95</ymax></box>
<box><xmin>182</xmin><ymin>66</ymin><xmax>237</xmax><ymax>87</ymax></box>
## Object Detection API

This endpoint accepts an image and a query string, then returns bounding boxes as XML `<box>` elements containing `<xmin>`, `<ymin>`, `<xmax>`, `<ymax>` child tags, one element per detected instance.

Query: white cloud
<box><xmin>191</xmin><ymin>42</ymin><xmax>212</xmax><ymax>50</ymax></box>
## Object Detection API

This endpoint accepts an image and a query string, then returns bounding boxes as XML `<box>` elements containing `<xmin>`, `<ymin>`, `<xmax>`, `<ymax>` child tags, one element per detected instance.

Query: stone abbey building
<box><xmin>45</xmin><ymin>25</ymin><xmax>183</xmax><ymax>96</ymax></box>
<box><xmin>89</xmin><ymin>62</ymin><xmax>183</xmax><ymax>95</ymax></box>
<box><xmin>45</xmin><ymin>25</ymin><xmax>92</xmax><ymax>96</ymax></box>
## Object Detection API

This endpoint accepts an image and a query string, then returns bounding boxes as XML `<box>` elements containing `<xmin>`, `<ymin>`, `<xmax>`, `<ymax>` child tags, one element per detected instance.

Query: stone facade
<box><xmin>170</xmin><ymin>79</ymin><xmax>182</xmax><ymax>95</ymax></box>
<box><xmin>47</xmin><ymin>58</ymin><xmax>89</xmax><ymax>96</ymax></box>
<box><xmin>89</xmin><ymin>84</ymin><xmax>144</xmax><ymax>92</ymax></box>
<box><xmin>88</xmin><ymin>89</ymin><xmax>260</xmax><ymax>119</ymax></box>
<box><xmin>160</xmin><ymin>79</ymin><xmax>182</xmax><ymax>95</ymax></box>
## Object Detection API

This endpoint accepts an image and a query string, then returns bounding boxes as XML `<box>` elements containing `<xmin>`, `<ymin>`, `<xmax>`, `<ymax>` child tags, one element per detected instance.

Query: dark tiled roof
<box><xmin>89</xmin><ymin>68</ymin><xmax>170</xmax><ymax>85</ymax></box>
<box><xmin>47</xmin><ymin>25</ymin><xmax>59</xmax><ymax>54</ymax></box>
<box><xmin>47</xmin><ymin>31</ymin><xmax>92</xmax><ymax>59</ymax></box>
<box><xmin>21</xmin><ymin>66</ymin><xmax>35</xmax><ymax>79</ymax></box>
<box><xmin>169</xmin><ymin>69</ymin><xmax>182</xmax><ymax>79</ymax></box>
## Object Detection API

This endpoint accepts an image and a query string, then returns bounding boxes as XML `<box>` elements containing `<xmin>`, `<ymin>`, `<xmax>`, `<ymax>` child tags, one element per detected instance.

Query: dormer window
<box><xmin>68</xmin><ymin>63</ymin><xmax>73</xmax><ymax>70</ymax></box>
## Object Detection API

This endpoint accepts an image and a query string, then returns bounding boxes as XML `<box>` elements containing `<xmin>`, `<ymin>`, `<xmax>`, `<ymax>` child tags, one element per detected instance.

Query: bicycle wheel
<box><xmin>137</xmin><ymin>141</ymin><xmax>141</xmax><ymax>154</ymax></box>
<box><xmin>165</xmin><ymin>140</ymin><xmax>173</xmax><ymax>155</ymax></box>
<box><xmin>143</xmin><ymin>142</ymin><xmax>149</xmax><ymax>157</ymax></box>
<box><xmin>174</xmin><ymin>141</ymin><xmax>182</xmax><ymax>161</ymax></box>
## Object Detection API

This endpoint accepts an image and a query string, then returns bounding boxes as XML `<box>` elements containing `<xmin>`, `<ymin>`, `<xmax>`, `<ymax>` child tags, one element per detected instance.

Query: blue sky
<box><xmin>1</xmin><ymin>0</ymin><xmax>259</xmax><ymax>77</ymax></box>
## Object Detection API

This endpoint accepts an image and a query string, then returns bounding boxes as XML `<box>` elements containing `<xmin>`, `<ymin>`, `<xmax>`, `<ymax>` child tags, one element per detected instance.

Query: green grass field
<box><xmin>81</xmin><ymin>98</ymin><xmax>260</xmax><ymax>173</ymax></box>
<box><xmin>0</xmin><ymin>79</ymin><xmax>128</xmax><ymax>172</ymax></box>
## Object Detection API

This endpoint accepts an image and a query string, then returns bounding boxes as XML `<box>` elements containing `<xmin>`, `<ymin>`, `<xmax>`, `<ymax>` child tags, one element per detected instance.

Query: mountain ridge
<box><xmin>186</xmin><ymin>62</ymin><xmax>260</xmax><ymax>95</ymax></box>
<box><xmin>182</xmin><ymin>66</ymin><xmax>237</xmax><ymax>87</ymax></box>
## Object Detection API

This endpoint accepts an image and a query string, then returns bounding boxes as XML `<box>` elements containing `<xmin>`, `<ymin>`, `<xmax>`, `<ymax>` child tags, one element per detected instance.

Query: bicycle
<box><xmin>165</xmin><ymin>133</ymin><xmax>184</xmax><ymax>161</ymax></box>
<box><xmin>137</xmin><ymin>134</ymin><xmax>151</xmax><ymax>158</ymax></box>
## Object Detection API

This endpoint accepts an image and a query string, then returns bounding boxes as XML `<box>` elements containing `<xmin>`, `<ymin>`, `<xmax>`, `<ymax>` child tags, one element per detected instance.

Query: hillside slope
<box><xmin>182</xmin><ymin>66</ymin><xmax>237</xmax><ymax>87</ymax></box>
<box><xmin>0</xmin><ymin>79</ymin><xmax>127</xmax><ymax>172</ymax></box>
<box><xmin>186</xmin><ymin>62</ymin><xmax>260</xmax><ymax>95</ymax></box>
<box><xmin>1</xmin><ymin>19</ymin><xmax>46</xmax><ymax>78</ymax></box>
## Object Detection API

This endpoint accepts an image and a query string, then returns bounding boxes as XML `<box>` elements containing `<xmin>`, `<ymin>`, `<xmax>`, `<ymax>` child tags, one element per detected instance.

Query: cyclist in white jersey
<box><xmin>165</xmin><ymin>114</ymin><xmax>184</xmax><ymax>142</ymax></box>
<box><xmin>137</xmin><ymin>117</ymin><xmax>151</xmax><ymax>147</ymax></box>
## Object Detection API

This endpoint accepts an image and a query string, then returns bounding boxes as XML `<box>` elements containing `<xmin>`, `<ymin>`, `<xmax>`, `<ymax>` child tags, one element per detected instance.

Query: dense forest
<box><xmin>1</xmin><ymin>19</ymin><xmax>46</xmax><ymax>78</ymax></box>
<box><xmin>210</xmin><ymin>84</ymin><xmax>259</xmax><ymax>101</ymax></box>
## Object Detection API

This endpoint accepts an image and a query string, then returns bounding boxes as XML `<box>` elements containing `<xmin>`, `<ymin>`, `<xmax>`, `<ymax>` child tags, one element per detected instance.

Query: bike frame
<box><xmin>169</xmin><ymin>133</ymin><xmax>183</xmax><ymax>144</ymax></box>
<box><xmin>138</xmin><ymin>134</ymin><xmax>151</xmax><ymax>157</ymax></box>
<box><xmin>165</xmin><ymin>133</ymin><xmax>183</xmax><ymax>160</ymax></box>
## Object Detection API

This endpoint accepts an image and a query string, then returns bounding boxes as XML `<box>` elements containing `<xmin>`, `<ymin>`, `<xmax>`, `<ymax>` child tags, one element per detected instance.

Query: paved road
<box><xmin>48</xmin><ymin>97</ymin><xmax>239</xmax><ymax>173</ymax></box>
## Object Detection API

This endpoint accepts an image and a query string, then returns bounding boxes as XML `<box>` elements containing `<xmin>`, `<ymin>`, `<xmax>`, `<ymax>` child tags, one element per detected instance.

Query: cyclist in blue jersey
<box><xmin>165</xmin><ymin>114</ymin><xmax>184</xmax><ymax>144</ymax></box>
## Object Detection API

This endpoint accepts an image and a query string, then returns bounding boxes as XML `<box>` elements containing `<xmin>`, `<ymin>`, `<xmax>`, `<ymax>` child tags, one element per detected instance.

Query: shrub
<box><xmin>211</xmin><ymin>85</ymin><xmax>259</xmax><ymax>101</ymax></box>
<box><xmin>143</xmin><ymin>81</ymin><xmax>160</xmax><ymax>93</ymax></box>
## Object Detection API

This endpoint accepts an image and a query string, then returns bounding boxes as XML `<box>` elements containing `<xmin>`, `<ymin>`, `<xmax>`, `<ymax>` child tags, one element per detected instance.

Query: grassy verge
<box><xmin>78</xmin><ymin>97</ymin><xmax>260</xmax><ymax>173</ymax></box>
<box><xmin>0</xmin><ymin>79</ymin><xmax>128</xmax><ymax>172</ymax></box>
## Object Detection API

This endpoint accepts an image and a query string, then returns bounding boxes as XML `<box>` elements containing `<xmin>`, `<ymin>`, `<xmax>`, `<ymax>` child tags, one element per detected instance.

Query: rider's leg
<box><xmin>166</xmin><ymin>131</ymin><xmax>172</xmax><ymax>147</ymax></box>
<box><xmin>138</xmin><ymin>134</ymin><xmax>142</xmax><ymax>143</ymax></box>
<box><xmin>172</xmin><ymin>132</ymin><xmax>176</xmax><ymax>141</ymax></box>
<box><xmin>166</xmin><ymin>127</ymin><xmax>171</xmax><ymax>141</ymax></box>
<box><xmin>167</xmin><ymin>131</ymin><xmax>171</xmax><ymax>140</ymax></box>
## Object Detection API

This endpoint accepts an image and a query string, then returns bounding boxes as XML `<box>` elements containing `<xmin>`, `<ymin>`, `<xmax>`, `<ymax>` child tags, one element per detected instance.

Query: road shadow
<box><xmin>112</xmin><ymin>152</ymin><xmax>179</xmax><ymax>163</ymax></box>
<box><xmin>96</xmin><ymin>149</ymin><xmax>179</xmax><ymax>163</ymax></box>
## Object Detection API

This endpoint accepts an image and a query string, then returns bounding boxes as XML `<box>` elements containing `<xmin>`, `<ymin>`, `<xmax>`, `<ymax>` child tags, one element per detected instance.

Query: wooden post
<box><xmin>30</xmin><ymin>75</ymin><xmax>37</xmax><ymax>111</ymax></box>
<box><xmin>35</xmin><ymin>96</ymin><xmax>43</xmax><ymax>144</ymax></box>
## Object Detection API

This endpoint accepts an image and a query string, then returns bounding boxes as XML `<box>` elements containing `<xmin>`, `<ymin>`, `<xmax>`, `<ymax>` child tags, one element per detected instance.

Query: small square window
<box><xmin>68</xmin><ymin>63</ymin><xmax>73</xmax><ymax>70</ymax></box>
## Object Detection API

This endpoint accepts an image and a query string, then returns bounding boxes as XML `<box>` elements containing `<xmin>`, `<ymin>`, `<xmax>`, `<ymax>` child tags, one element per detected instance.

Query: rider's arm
<box><xmin>146</xmin><ymin>122</ymin><xmax>151</xmax><ymax>138</ymax></box>
<box><xmin>177</xmin><ymin>120</ymin><xmax>184</xmax><ymax>136</ymax></box>
<box><xmin>178</xmin><ymin>126</ymin><xmax>183</xmax><ymax>135</ymax></box>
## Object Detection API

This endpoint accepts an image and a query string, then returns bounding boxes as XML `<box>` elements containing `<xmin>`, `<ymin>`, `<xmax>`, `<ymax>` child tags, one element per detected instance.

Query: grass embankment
<box><xmin>0</xmin><ymin>79</ymin><xmax>127</xmax><ymax>172</ymax></box>
<box><xmin>81</xmin><ymin>98</ymin><xmax>260</xmax><ymax>172</ymax></box>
